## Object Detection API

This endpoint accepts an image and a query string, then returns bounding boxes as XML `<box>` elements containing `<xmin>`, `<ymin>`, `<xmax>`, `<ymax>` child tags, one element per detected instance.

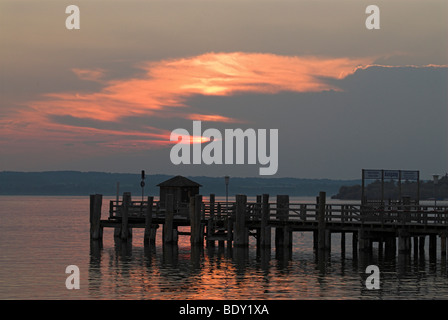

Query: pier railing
<box><xmin>358</xmin><ymin>205</ymin><xmax>448</xmax><ymax>226</ymax></box>
<box><xmin>108</xmin><ymin>198</ymin><xmax>448</xmax><ymax>227</ymax></box>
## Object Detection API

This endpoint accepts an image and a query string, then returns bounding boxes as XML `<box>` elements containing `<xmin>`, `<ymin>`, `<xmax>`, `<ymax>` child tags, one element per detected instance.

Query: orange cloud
<box><xmin>4</xmin><ymin>52</ymin><xmax>374</xmax><ymax>153</ymax></box>
<box><xmin>72</xmin><ymin>68</ymin><xmax>106</xmax><ymax>82</ymax></box>
<box><xmin>187</xmin><ymin>114</ymin><xmax>243</xmax><ymax>123</ymax></box>
<box><xmin>147</xmin><ymin>53</ymin><xmax>372</xmax><ymax>96</ymax></box>
<box><xmin>29</xmin><ymin>52</ymin><xmax>373</xmax><ymax>122</ymax></box>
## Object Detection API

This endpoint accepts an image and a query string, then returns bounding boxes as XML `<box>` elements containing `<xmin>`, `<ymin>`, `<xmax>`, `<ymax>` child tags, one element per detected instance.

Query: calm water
<box><xmin>1</xmin><ymin>196</ymin><xmax>447</xmax><ymax>300</ymax></box>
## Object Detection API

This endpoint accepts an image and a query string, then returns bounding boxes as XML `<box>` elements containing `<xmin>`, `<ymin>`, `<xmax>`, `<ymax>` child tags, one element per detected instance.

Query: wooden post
<box><xmin>405</xmin><ymin>237</ymin><xmax>410</xmax><ymax>254</ymax></box>
<box><xmin>275</xmin><ymin>196</ymin><xmax>283</xmax><ymax>249</ymax></box>
<box><xmin>429</xmin><ymin>234</ymin><xmax>437</xmax><ymax>259</ymax></box>
<box><xmin>419</xmin><ymin>236</ymin><xmax>425</xmax><ymax>255</ymax></box>
<box><xmin>217</xmin><ymin>202</ymin><xmax>221</xmax><ymax>218</ymax></box>
<box><xmin>341</xmin><ymin>232</ymin><xmax>346</xmax><ymax>255</ymax></box>
<box><xmin>275</xmin><ymin>195</ymin><xmax>291</xmax><ymax>248</ymax></box>
<box><xmin>234</xmin><ymin>194</ymin><xmax>248</xmax><ymax>247</ymax></box>
<box><xmin>173</xmin><ymin>229</ymin><xmax>179</xmax><ymax>244</ymax></box>
<box><xmin>313</xmin><ymin>231</ymin><xmax>318</xmax><ymax>250</ymax></box>
<box><xmin>150</xmin><ymin>225</ymin><xmax>157</xmax><ymax>244</ymax></box>
<box><xmin>90</xmin><ymin>194</ymin><xmax>103</xmax><ymax>241</ymax></box>
<box><xmin>207</xmin><ymin>194</ymin><xmax>216</xmax><ymax>247</ymax></box>
<box><xmin>313</xmin><ymin>196</ymin><xmax>319</xmax><ymax>250</ymax></box>
<box><xmin>189</xmin><ymin>196</ymin><xmax>195</xmax><ymax>243</ymax></box>
<box><xmin>255</xmin><ymin>228</ymin><xmax>261</xmax><ymax>251</ymax></box>
<box><xmin>121</xmin><ymin>192</ymin><xmax>131</xmax><ymax>241</ymax></box>
<box><xmin>163</xmin><ymin>194</ymin><xmax>175</xmax><ymax>244</ymax></box>
<box><xmin>441</xmin><ymin>233</ymin><xmax>447</xmax><ymax>257</ymax></box>
<box><xmin>325</xmin><ymin>229</ymin><xmax>331</xmax><ymax>251</ymax></box>
<box><xmin>191</xmin><ymin>195</ymin><xmax>203</xmax><ymax>246</ymax></box>
<box><xmin>392</xmin><ymin>236</ymin><xmax>397</xmax><ymax>255</ymax></box>
<box><xmin>109</xmin><ymin>200</ymin><xmax>114</xmax><ymax>219</ymax></box>
<box><xmin>116</xmin><ymin>182</ymin><xmax>120</xmax><ymax>206</ymax></box>
<box><xmin>256</xmin><ymin>195</ymin><xmax>262</xmax><ymax>217</ymax></box>
<box><xmin>217</xmin><ymin>203</ymin><xmax>225</xmax><ymax>247</ymax></box>
<box><xmin>378</xmin><ymin>238</ymin><xmax>384</xmax><ymax>257</ymax></box>
<box><xmin>227</xmin><ymin>214</ymin><xmax>233</xmax><ymax>248</ymax></box>
<box><xmin>358</xmin><ymin>229</ymin><xmax>367</xmax><ymax>252</ymax></box>
<box><xmin>384</xmin><ymin>237</ymin><xmax>391</xmax><ymax>256</ymax></box>
<box><xmin>113</xmin><ymin>192</ymin><xmax>121</xmax><ymax>238</ymax></box>
<box><xmin>317</xmin><ymin>191</ymin><xmax>328</xmax><ymax>251</ymax></box>
<box><xmin>144</xmin><ymin>196</ymin><xmax>154</xmax><ymax>245</ymax></box>
<box><xmin>413</xmin><ymin>236</ymin><xmax>419</xmax><ymax>257</ymax></box>
<box><xmin>398</xmin><ymin>230</ymin><xmax>410</xmax><ymax>254</ymax></box>
<box><xmin>260</xmin><ymin>194</ymin><xmax>271</xmax><ymax>248</ymax></box>
<box><xmin>385</xmin><ymin>236</ymin><xmax>396</xmax><ymax>257</ymax></box>
<box><xmin>300</xmin><ymin>204</ymin><xmax>307</xmax><ymax>221</ymax></box>
<box><xmin>352</xmin><ymin>231</ymin><xmax>358</xmax><ymax>256</ymax></box>
<box><xmin>121</xmin><ymin>200</ymin><xmax>129</xmax><ymax>240</ymax></box>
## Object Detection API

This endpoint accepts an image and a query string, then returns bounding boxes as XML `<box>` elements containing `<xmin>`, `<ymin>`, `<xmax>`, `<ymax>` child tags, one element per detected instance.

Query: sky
<box><xmin>0</xmin><ymin>0</ymin><xmax>447</xmax><ymax>180</ymax></box>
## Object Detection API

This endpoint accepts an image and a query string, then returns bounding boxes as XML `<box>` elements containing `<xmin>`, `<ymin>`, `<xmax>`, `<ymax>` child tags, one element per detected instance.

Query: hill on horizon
<box><xmin>0</xmin><ymin>170</ymin><xmax>360</xmax><ymax>197</ymax></box>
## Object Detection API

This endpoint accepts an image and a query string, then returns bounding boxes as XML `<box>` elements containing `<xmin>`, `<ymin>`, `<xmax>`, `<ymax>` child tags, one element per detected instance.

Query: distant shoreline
<box><xmin>0</xmin><ymin>171</ymin><xmax>359</xmax><ymax>197</ymax></box>
<box><xmin>2</xmin><ymin>171</ymin><xmax>445</xmax><ymax>200</ymax></box>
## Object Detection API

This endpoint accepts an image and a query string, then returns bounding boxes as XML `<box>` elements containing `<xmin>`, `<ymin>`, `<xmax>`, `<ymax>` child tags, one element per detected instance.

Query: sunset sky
<box><xmin>1</xmin><ymin>0</ymin><xmax>447</xmax><ymax>179</ymax></box>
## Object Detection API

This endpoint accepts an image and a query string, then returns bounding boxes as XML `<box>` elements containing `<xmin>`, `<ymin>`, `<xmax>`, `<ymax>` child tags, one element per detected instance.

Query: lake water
<box><xmin>1</xmin><ymin>196</ymin><xmax>447</xmax><ymax>300</ymax></box>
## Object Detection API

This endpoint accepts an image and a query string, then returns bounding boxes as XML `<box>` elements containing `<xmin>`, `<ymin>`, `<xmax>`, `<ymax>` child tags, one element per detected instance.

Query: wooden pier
<box><xmin>90</xmin><ymin>192</ymin><xmax>448</xmax><ymax>258</ymax></box>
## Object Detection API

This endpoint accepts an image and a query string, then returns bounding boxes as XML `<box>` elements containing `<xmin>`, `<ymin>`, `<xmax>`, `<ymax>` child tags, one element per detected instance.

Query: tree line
<box><xmin>332</xmin><ymin>174</ymin><xmax>448</xmax><ymax>201</ymax></box>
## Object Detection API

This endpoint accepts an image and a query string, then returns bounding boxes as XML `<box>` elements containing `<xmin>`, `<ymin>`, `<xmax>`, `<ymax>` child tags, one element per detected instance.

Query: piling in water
<box><xmin>90</xmin><ymin>194</ymin><xmax>103</xmax><ymax>241</ymax></box>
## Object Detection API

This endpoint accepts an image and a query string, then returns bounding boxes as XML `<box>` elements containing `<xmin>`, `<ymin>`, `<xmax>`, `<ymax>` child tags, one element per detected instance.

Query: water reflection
<box><xmin>2</xmin><ymin>196</ymin><xmax>446</xmax><ymax>300</ymax></box>
<box><xmin>87</xmin><ymin>234</ymin><xmax>448</xmax><ymax>300</ymax></box>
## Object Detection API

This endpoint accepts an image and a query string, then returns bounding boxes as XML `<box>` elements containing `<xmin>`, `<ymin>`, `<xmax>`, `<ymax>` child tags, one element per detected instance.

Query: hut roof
<box><xmin>157</xmin><ymin>175</ymin><xmax>202</xmax><ymax>187</ymax></box>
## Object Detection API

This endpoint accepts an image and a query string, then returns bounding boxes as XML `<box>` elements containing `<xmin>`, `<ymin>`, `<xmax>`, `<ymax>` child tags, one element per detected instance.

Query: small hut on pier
<box><xmin>157</xmin><ymin>175</ymin><xmax>201</xmax><ymax>210</ymax></box>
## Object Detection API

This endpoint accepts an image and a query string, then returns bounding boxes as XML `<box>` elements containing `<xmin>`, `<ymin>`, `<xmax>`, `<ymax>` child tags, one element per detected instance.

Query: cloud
<box><xmin>71</xmin><ymin>68</ymin><xmax>106</xmax><ymax>82</ymax></box>
<box><xmin>141</xmin><ymin>52</ymin><xmax>373</xmax><ymax>96</ymax></box>
<box><xmin>3</xmin><ymin>52</ymin><xmax>376</xmax><ymax>153</ymax></box>
<box><xmin>187</xmin><ymin>114</ymin><xmax>243</xmax><ymax>123</ymax></box>
<box><xmin>2</xmin><ymin>59</ymin><xmax>446</xmax><ymax>177</ymax></box>
<box><xmin>28</xmin><ymin>52</ymin><xmax>374</xmax><ymax>121</ymax></box>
